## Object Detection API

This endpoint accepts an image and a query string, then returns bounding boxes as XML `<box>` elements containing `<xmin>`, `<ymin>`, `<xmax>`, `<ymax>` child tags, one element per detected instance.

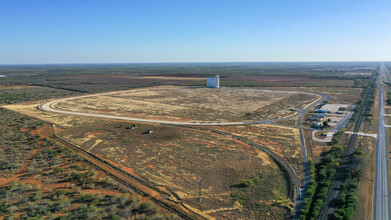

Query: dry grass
<box><xmin>204</xmin><ymin>124</ymin><xmax>304</xmax><ymax>182</ymax></box>
<box><xmin>354</xmin><ymin>136</ymin><xmax>376</xmax><ymax>220</ymax></box>
<box><xmin>283</xmin><ymin>87</ymin><xmax>363</xmax><ymax>103</ymax></box>
<box><xmin>52</xmin><ymin>86</ymin><xmax>317</xmax><ymax>122</ymax></box>
<box><xmin>3</xmin><ymin>100</ymin><xmax>298</xmax><ymax>219</ymax></box>
<box><xmin>2</xmin><ymin>86</ymin><xmax>321</xmax><ymax>219</ymax></box>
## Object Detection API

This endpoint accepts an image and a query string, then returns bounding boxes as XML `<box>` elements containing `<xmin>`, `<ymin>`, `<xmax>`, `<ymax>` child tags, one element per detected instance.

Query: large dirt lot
<box><xmin>4</xmin><ymin>100</ymin><xmax>301</xmax><ymax>219</ymax></box>
<box><xmin>51</xmin><ymin>86</ymin><xmax>318</xmax><ymax>122</ymax></box>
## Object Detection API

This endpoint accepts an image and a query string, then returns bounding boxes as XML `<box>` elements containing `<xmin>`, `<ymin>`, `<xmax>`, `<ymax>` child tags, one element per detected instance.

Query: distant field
<box><xmin>0</xmin><ymin>62</ymin><xmax>379</xmax><ymax>78</ymax></box>
<box><xmin>0</xmin><ymin>62</ymin><xmax>375</xmax><ymax>95</ymax></box>
<box><xmin>222</xmin><ymin>76</ymin><xmax>355</xmax><ymax>87</ymax></box>
<box><xmin>0</xmin><ymin>85</ymin><xmax>79</xmax><ymax>105</ymax></box>
<box><xmin>51</xmin><ymin>86</ymin><xmax>318</xmax><ymax>122</ymax></box>
<box><xmin>287</xmin><ymin>87</ymin><xmax>364</xmax><ymax>103</ymax></box>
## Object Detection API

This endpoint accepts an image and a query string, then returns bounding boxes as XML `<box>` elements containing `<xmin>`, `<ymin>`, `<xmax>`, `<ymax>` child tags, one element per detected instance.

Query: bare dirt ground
<box><xmin>52</xmin><ymin>86</ymin><xmax>317</xmax><ymax>122</ymax></box>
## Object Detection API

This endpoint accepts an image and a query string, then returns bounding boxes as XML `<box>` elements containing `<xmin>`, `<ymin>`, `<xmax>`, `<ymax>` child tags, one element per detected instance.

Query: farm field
<box><xmin>51</xmin><ymin>86</ymin><xmax>318</xmax><ymax>122</ymax></box>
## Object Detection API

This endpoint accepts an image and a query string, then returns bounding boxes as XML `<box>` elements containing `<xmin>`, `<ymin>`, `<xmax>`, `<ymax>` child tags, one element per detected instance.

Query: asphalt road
<box><xmin>373</xmin><ymin>63</ymin><xmax>390</xmax><ymax>220</ymax></box>
<box><xmin>292</xmin><ymin>108</ymin><xmax>312</xmax><ymax>219</ymax></box>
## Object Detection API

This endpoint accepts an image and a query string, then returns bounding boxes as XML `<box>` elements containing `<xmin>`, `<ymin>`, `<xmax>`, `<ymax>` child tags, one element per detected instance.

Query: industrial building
<box><xmin>207</xmin><ymin>75</ymin><xmax>220</xmax><ymax>88</ymax></box>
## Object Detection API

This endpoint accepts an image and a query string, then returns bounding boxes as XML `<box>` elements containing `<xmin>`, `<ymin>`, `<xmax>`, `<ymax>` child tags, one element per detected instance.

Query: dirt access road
<box><xmin>41</xmin><ymin>87</ymin><xmax>323</xmax><ymax>126</ymax></box>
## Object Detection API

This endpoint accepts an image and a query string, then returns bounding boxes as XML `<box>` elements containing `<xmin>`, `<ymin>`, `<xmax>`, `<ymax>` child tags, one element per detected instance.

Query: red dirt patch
<box><xmin>95</xmin><ymin>154</ymin><xmax>143</xmax><ymax>179</ymax></box>
<box><xmin>83</xmin><ymin>189</ymin><xmax>125</xmax><ymax>195</ymax></box>
<box><xmin>228</xmin><ymin>75</ymin><xmax>315</xmax><ymax>82</ymax></box>
<box><xmin>30</xmin><ymin>124</ymin><xmax>50</xmax><ymax>136</ymax></box>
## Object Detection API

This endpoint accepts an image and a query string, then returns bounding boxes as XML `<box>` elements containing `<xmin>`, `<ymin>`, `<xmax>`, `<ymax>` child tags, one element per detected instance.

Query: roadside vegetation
<box><xmin>299</xmin><ymin>145</ymin><xmax>344</xmax><ymax>219</ymax></box>
<box><xmin>333</xmin><ymin>150</ymin><xmax>363</xmax><ymax>219</ymax></box>
<box><xmin>298</xmin><ymin>160</ymin><xmax>316</xmax><ymax>219</ymax></box>
<box><xmin>387</xmin><ymin>91</ymin><xmax>391</xmax><ymax>105</ymax></box>
<box><xmin>350</xmin><ymin>74</ymin><xmax>377</xmax><ymax>122</ymax></box>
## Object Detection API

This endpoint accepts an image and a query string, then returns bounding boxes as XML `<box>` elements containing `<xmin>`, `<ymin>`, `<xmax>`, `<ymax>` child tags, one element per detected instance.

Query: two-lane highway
<box><xmin>373</xmin><ymin>63</ymin><xmax>390</xmax><ymax>220</ymax></box>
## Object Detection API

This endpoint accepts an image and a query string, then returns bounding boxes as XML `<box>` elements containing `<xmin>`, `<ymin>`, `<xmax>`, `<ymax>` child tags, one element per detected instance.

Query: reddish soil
<box><xmin>30</xmin><ymin>124</ymin><xmax>51</xmax><ymax>136</ymax></box>
<box><xmin>94</xmin><ymin>154</ymin><xmax>143</xmax><ymax>180</ymax></box>
<box><xmin>83</xmin><ymin>189</ymin><xmax>125</xmax><ymax>195</ymax></box>
<box><xmin>312</xmin><ymin>145</ymin><xmax>333</xmax><ymax>157</ymax></box>
<box><xmin>51</xmin><ymin>74</ymin><xmax>201</xmax><ymax>87</ymax></box>
<box><xmin>0</xmin><ymin>148</ymin><xmax>39</xmax><ymax>186</ymax></box>
<box><xmin>228</xmin><ymin>75</ymin><xmax>315</xmax><ymax>82</ymax></box>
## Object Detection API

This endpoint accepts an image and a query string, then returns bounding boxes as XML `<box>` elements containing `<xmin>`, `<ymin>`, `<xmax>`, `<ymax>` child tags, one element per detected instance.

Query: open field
<box><xmin>51</xmin><ymin>86</ymin><xmax>317</xmax><ymax>122</ymax></box>
<box><xmin>284</xmin><ymin>87</ymin><xmax>364</xmax><ymax>103</ymax></box>
<box><xmin>4</xmin><ymin>100</ymin><xmax>300</xmax><ymax>219</ymax></box>
<box><xmin>201</xmin><ymin>125</ymin><xmax>304</xmax><ymax>182</ymax></box>
<box><xmin>222</xmin><ymin>76</ymin><xmax>355</xmax><ymax>87</ymax></box>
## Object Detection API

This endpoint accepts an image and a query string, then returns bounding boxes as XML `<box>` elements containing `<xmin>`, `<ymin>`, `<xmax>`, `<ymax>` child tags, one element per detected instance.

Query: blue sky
<box><xmin>1</xmin><ymin>0</ymin><xmax>390</xmax><ymax>64</ymax></box>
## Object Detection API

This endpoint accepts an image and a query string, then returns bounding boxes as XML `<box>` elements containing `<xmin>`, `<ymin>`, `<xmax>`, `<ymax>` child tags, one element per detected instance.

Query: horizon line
<box><xmin>0</xmin><ymin>60</ymin><xmax>388</xmax><ymax>66</ymax></box>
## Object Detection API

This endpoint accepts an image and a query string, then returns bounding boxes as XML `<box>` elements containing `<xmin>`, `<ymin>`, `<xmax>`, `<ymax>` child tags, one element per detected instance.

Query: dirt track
<box><xmin>50</xmin><ymin>124</ymin><xmax>209</xmax><ymax>220</ymax></box>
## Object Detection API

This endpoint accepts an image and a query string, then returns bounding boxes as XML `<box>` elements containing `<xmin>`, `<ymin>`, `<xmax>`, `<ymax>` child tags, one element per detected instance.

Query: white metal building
<box><xmin>206</xmin><ymin>74</ymin><xmax>220</xmax><ymax>88</ymax></box>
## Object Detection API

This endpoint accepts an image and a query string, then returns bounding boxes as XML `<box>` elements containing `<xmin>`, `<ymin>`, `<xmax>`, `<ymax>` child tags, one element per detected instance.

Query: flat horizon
<box><xmin>0</xmin><ymin>60</ymin><xmax>388</xmax><ymax>66</ymax></box>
